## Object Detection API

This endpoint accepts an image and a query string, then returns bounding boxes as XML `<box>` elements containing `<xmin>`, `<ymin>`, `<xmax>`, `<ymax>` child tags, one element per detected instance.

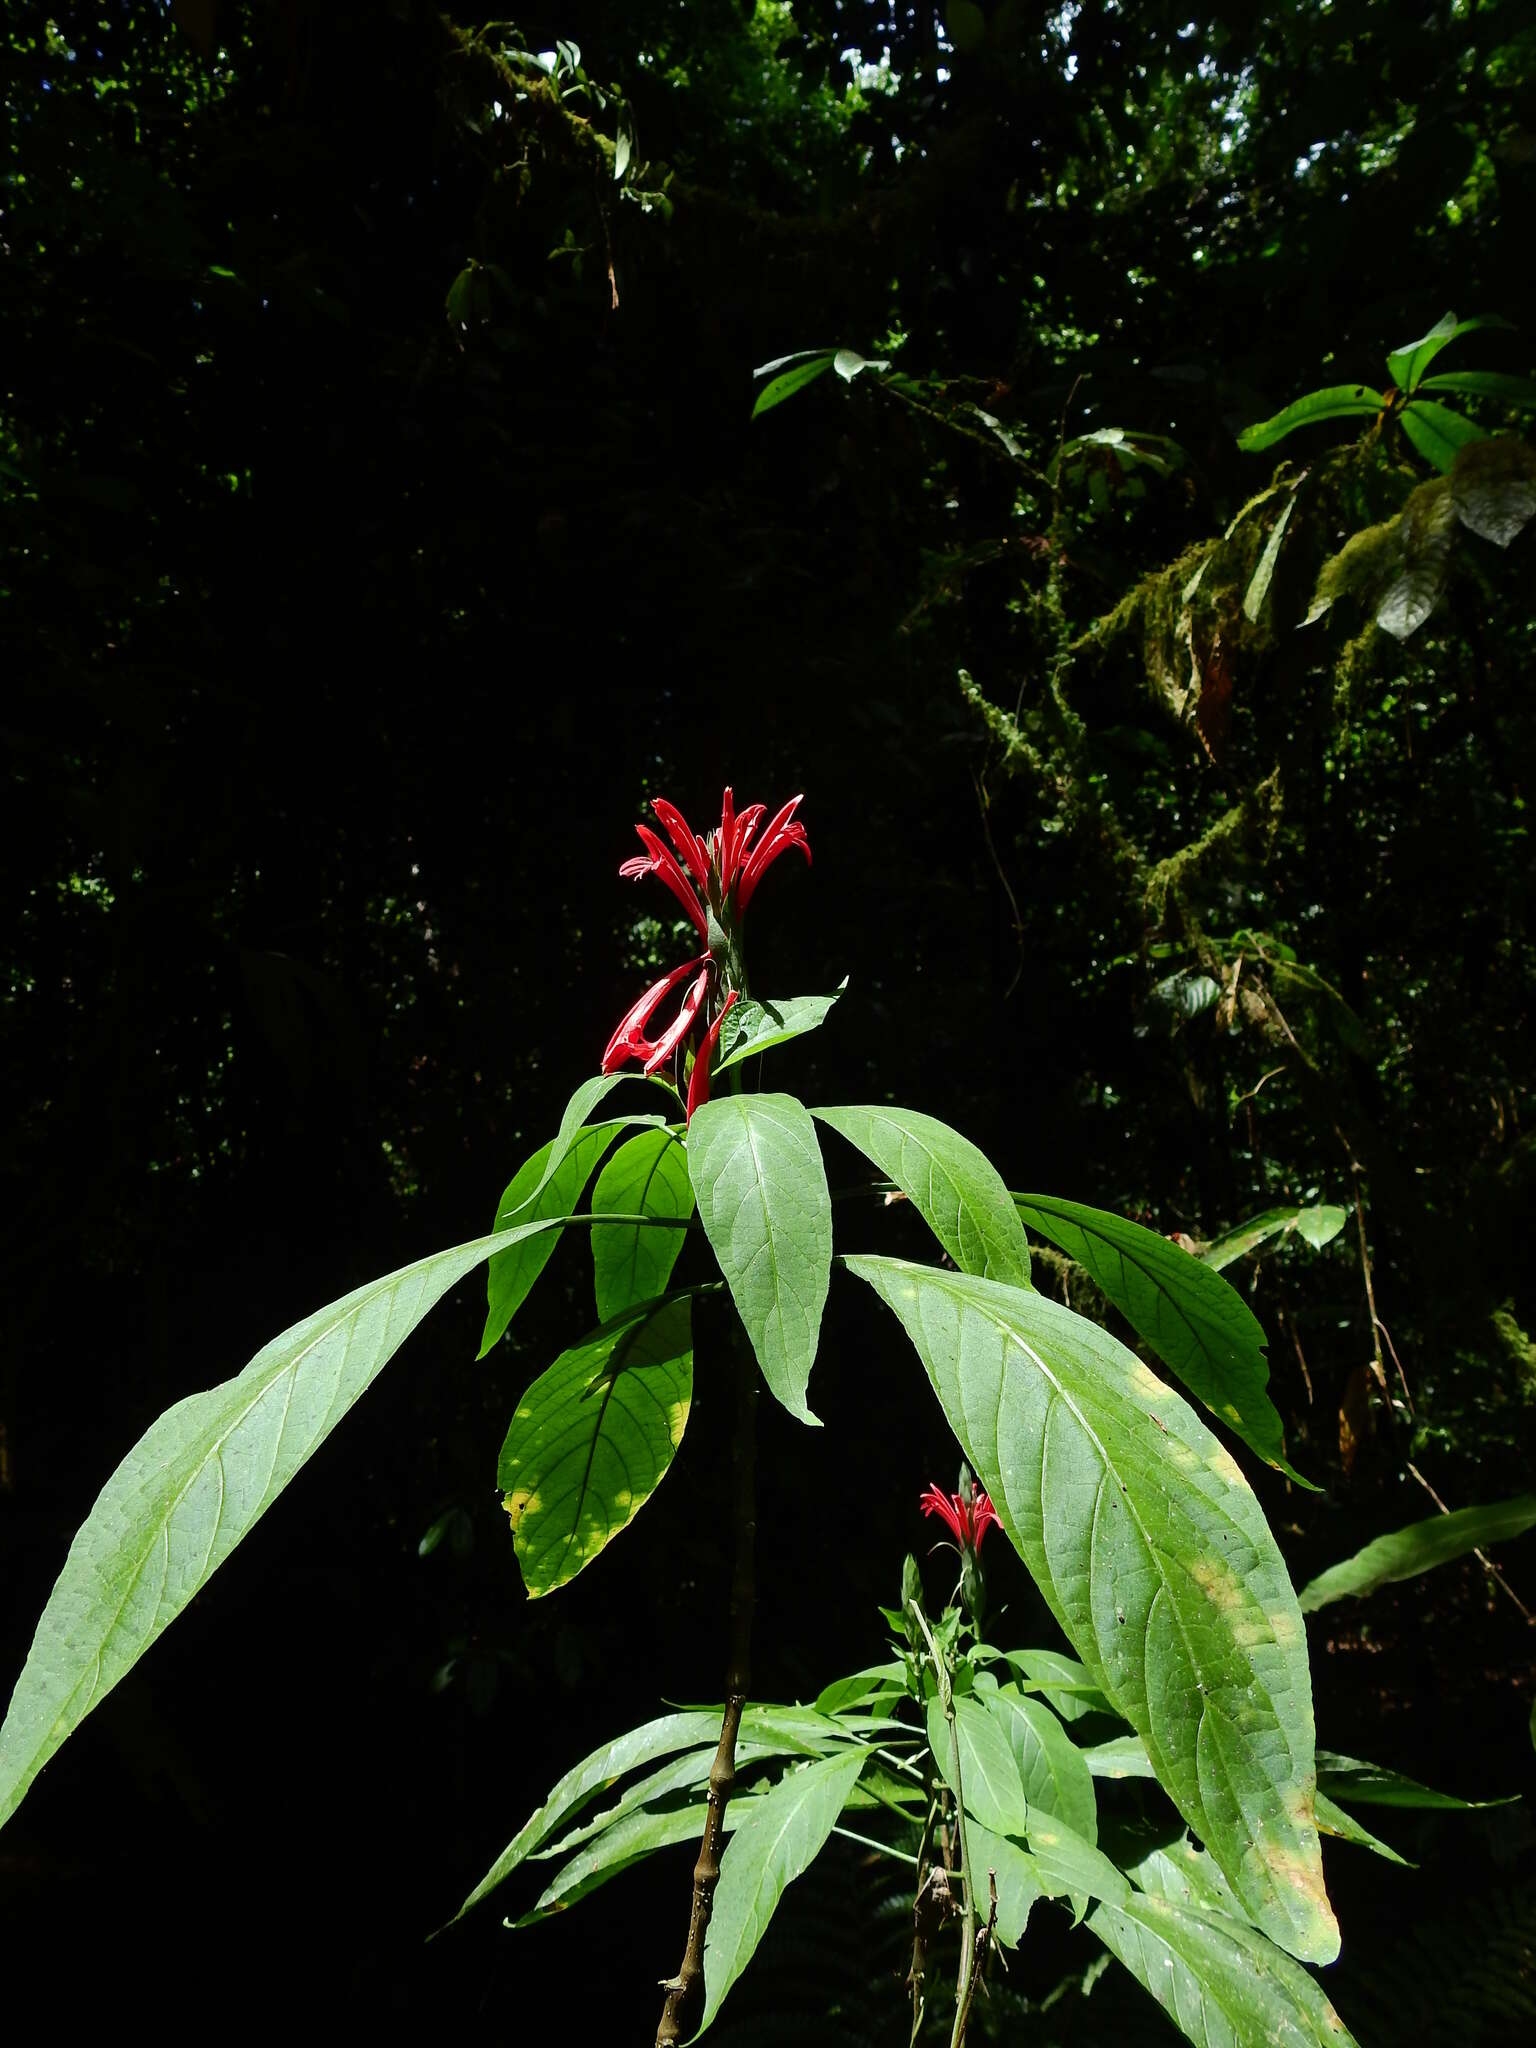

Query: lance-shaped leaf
<box><xmin>1089</xmin><ymin>1893</ymin><xmax>1360</xmax><ymax>2048</ymax></box>
<box><xmin>515</xmin><ymin>1791</ymin><xmax>769</xmax><ymax>1926</ymax></box>
<box><xmin>927</xmin><ymin>1693</ymin><xmax>1031</xmax><ymax>1837</ymax></box>
<box><xmin>0</xmin><ymin>1219</ymin><xmax>590</xmax><ymax>1836</ymax></box>
<box><xmin>751</xmin><ymin>352</ymin><xmax>836</xmax><ymax>417</ymax></box>
<box><xmin>688</xmin><ymin>1093</ymin><xmax>832</xmax><ymax>1424</ymax></box>
<box><xmin>1313</xmin><ymin>1790</ymin><xmax>1411</xmax><ymax>1866</ymax></box>
<box><xmin>955</xmin><ymin>1821</ymin><xmax>1044</xmax><ymax>1947</ymax></box>
<box><xmin>506</xmin><ymin>1072</ymin><xmax>669</xmax><ymax>1218</ymax></box>
<box><xmin>481</xmin><ymin>1119</ymin><xmax>628</xmax><ymax>1354</ymax></box>
<box><xmin>845</xmin><ymin>1257</ymin><xmax>1338</xmax><ymax>1963</ymax></box>
<box><xmin>1419</xmin><ymin>369</ymin><xmax>1536</xmax><ymax>409</ymax></box>
<box><xmin>1297</xmin><ymin>1495</ymin><xmax>1536</xmax><ymax>1612</ymax></box>
<box><xmin>498</xmin><ymin>1296</ymin><xmax>693</xmax><ymax>1597</ymax></box>
<box><xmin>1014</xmin><ymin>1194</ymin><xmax>1314</xmax><ymax>1486</ymax></box>
<box><xmin>1400</xmin><ymin>398</ymin><xmax>1487</xmax><ymax>474</ymax></box>
<box><xmin>1121</xmin><ymin>1830</ymin><xmax>1248</xmax><ymax>1918</ymax></box>
<box><xmin>1315</xmin><ymin>1750</ymin><xmax>1517</xmax><ymax>1811</ymax></box>
<box><xmin>590</xmin><ymin>1128</ymin><xmax>693</xmax><ymax>1320</ymax></box>
<box><xmin>1002</xmin><ymin>1646</ymin><xmax>1114</xmax><ymax>1722</ymax></box>
<box><xmin>1242</xmin><ymin>491</ymin><xmax>1300</xmax><ymax>622</ymax></box>
<box><xmin>1236</xmin><ymin>385</ymin><xmax>1382</xmax><ymax>453</ymax></box>
<box><xmin>698</xmin><ymin>1747</ymin><xmax>868</xmax><ymax>2033</ymax></box>
<box><xmin>1199</xmin><ymin>1204</ymin><xmax>1347</xmax><ymax>1269</ymax></box>
<box><xmin>985</xmin><ymin>1688</ymin><xmax>1098</xmax><ymax>1841</ymax></box>
<box><xmin>1387</xmin><ymin>312</ymin><xmax>1514</xmax><ymax>394</ymax></box>
<box><xmin>819</xmin><ymin>1106</ymin><xmax>1029</xmax><ymax>1285</ymax></box>
<box><xmin>714</xmin><ymin>981</ymin><xmax>847</xmax><ymax>1076</ymax></box>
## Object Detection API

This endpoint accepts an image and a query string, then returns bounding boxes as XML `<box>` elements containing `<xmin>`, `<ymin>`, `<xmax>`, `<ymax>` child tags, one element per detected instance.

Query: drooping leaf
<box><xmin>1013</xmin><ymin>1194</ymin><xmax>1312</xmax><ymax>1486</ymax></box>
<box><xmin>0</xmin><ymin>1221</ymin><xmax>585</xmax><ymax>1837</ymax></box>
<box><xmin>498</xmin><ymin>1296</ymin><xmax>693</xmax><ymax>1597</ymax></box>
<box><xmin>1236</xmin><ymin>386</ymin><xmax>1382</xmax><ymax>454</ymax></box>
<box><xmin>698</xmin><ymin>1747</ymin><xmax>868</xmax><ymax>2033</ymax></box>
<box><xmin>845</xmin><ymin>1257</ymin><xmax>1338</xmax><ymax>1963</ymax></box>
<box><xmin>984</xmin><ymin>1688</ymin><xmax>1099</xmax><ymax>1842</ymax></box>
<box><xmin>1315</xmin><ymin>1750</ymin><xmax>1519</xmax><ymax>1811</ymax></box>
<box><xmin>714</xmin><ymin>981</ymin><xmax>848</xmax><ymax>1076</ymax></box>
<box><xmin>1451</xmin><ymin>434</ymin><xmax>1536</xmax><ymax>546</ymax></box>
<box><xmin>1297</xmin><ymin>1495</ymin><xmax>1536</xmax><ymax>1612</ymax></box>
<box><xmin>503</xmin><ymin>1072</ymin><xmax>669</xmax><ymax>1220</ymax></box>
<box><xmin>1375</xmin><ymin>474</ymin><xmax>1459</xmax><ymax>636</ymax></box>
<box><xmin>1242</xmin><ymin>491</ymin><xmax>1299</xmax><ymax>622</ymax></box>
<box><xmin>481</xmin><ymin>1120</ymin><xmax>627</xmax><ymax>1355</ymax></box>
<box><xmin>590</xmin><ymin>1128</ymin><xmax>693</xmax><ymax>1320</ymax></box>
<box><xmin>687</xmin><ymin>1093</ymin><xmax>832</xmax><ymax>1424</ymax></box>
<box><xmin>927</xmin><ymin>1693</ymin><xmax>1031</xmax><ymax>1837</ymax></box>
<box><xmin>1198</xmin><ymin>1204</ymin><xmax>1346</xmax><ymax>1270</ymax></box>
<box><xmin>516</xmin><ymin>1792</ymin><xmax>766</xmax><ymax>1925</ymax></box>
<box><xmin>1399</xmin><ymin>398</ymin><xmax>1487</xmax><ymax>474</ymax></box>
<box><xmin>1387</xmin><ymin>312</ymin><xmax>1515</xmax><ymax>395</ymax></box>
<box><xmin>1418</xmin><ymin>370</ymin><xmax>1536</xmax><ymax>409</ymax></box>
<box><xmin>751</xmin><ymin>354</ymin><xmax>836</xmax><ymax>418</ymax></box>
<box><xmin>1089</xmin><ymin>1893</ymin><xmax>1360</xmax><ymax>2048</ymax></box>
<box><xmin>1313</xmin><ymin>1790</ymin><xmax>1412</xmax><ymax>1866</ymax></box>
<box><xmin>819</xmin><ymin>1105</ymin><xmax>1029</xmax><ymax>1285</ymax></box>
<box><xmin>452</xmin><ymin>1708</ymin><xmax>727</xmax><ymax>1922</ymax></box>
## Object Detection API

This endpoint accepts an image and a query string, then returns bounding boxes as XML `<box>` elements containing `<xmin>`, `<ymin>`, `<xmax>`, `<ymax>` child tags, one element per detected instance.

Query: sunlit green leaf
<box><xmin>927</xmin><ymin>1693</ymin><xmax>1031</xmax><ymax>1836</ymax></box>
<box><xmin>1418</xmin><ymin>370</ymin><xmax>1536</xmax><ymax>409</ymax></box>
<box><xmin>481</xmin><ymin>1120</ymin><xmax>627</xmax><ymax>1355</ymax></box>
<box><xmin>1313</xmin><ymin>1790</ymin><xmax>1412</xmax><ymax>1866</ymax></box>
<box><xmin>1387</xmin><ymin>312</ymin><xmax>1514</xmax><ymax>394</ymax></box>
<box><xmin>1236</xmin><ymin>386</ymin><xmax>1382</xmax><ymax>453</ymax></box>
<box><xmin>820</xmin><ymin>1105</ymin><xmax>1029</xmax><ymax>1284</ymax></box>
<box><xmin>1298</xmin><ymin>1495</ymin><xmax>1536</xmax><ymax>1611</ymax></box>
<box><xmin>714</xmin><ymin>982</ymin><xmax>847</xmax><ymax>1076</ymax></box>
<box><xmin>1242</xmin><ymin>491</ymin><xmax>1299</xmax><ymax>622</ymax></box>
<box><xmin>591</xmin><ymin>1128</ymin><xmax>693</xmax><ymax>1320</ymax></box>
<box><xmin>751</xmin><ymin>354</ymin><xmax>836</xmax><ymax>417</ymax></box>
<box><xmin>1199</xmin><ymin>1204</ymin><xmax>1346</xmax><ymax>1270</ymax></box>
<box><xmin>1316</xmin><ymin>1749</ymin><xmax>1519</xmax><ymax>1812</ymax></box>
<box><xmin>985</xmin><ymin>1688</ymin><xmax>1098</xmax><ymax>1841</ymax></box>
<box><xmin>845</xmin><ymin>1257</ymin><xmax>1338</xmax><ymax>1963</ymax></box>
<box><xmin>1400</xmin><ymin>397</ymin><xmax>1487</xmax><ymax>473</ymax></box>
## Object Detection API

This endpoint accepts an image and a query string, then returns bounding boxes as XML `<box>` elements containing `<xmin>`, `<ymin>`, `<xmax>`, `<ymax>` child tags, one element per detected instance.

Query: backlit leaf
<box><xmin>590</xmin><ymin>1128</ymin><xmax>693</xmax><ymax>1320</ymax></box>
<box><xmin>820</xmin><ymin>1105</ymin><xmax>1029</xmax><ymax>1284</ymax></box>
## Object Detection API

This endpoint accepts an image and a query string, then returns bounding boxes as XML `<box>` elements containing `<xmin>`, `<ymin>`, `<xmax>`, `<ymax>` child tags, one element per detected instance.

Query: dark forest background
<box><xmin>4</xmin><ymin>2</ymin><xmax>1536</xmax><ymax>2036</ymax></box>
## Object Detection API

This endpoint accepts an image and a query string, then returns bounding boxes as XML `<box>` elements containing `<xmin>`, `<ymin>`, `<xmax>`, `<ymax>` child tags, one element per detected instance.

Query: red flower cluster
<box><xmin>919</xmin><ymin>1481</ymin><xmax>1001</xmax><ymax>1555</ymax></box>
<box><xmin>602</xmin><ymin>788</ymin><xmax>810</xmax><ymax>1119</ymax></box>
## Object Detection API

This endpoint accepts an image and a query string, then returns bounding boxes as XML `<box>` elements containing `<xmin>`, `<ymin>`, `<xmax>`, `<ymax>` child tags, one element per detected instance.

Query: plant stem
<box><xmin>655</xmin><ymin>1326</ymin><xmax>759</xmax><ymax>2045</ymax></box>
<box><xmin>907</xmin><ymin>1598</ymin><xmax>976</xmax><ymax>2048</ymax></box>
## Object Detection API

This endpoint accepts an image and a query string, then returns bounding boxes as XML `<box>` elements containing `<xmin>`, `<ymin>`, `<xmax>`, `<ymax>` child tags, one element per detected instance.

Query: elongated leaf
<box><xmin>812</xmin><ymin>1662</ymin><xmax>908</xmax><ymax>1715</ymax></box>
<box><xmin>1419</xmin><ymin>370</ymin><xmax>1536</xmax><ymax>409</ymax></box>
<box><xmin>481</xmin><ymin>1120</ymin><xmax>625</xmax><ymax>1355</ymax></box>
<box><xmin>1297</xmin><ymin>1495</ymin><xmax>1536</xmax><ymax>1612</ymax></box>
<box><xmin>956</xmin><ymin>1820</ymin><xmax>1044</xmax><ymax>1946</ymax></box>
<box><xmin>1013</xmin><ymin>1194</ymin><xmax>1312</xmax><ymax>1486</ymax></box>
<box><xmin>688</xmin><ymin>1093</ymin><xmax>832</xmax><ymax>1424</ymax></box>
<box><xmin>751</xmin><ymin>354</ymin><xmax>835</xmax><ymax>418</ymax></box>
<box><xmin>1081</xmin><ymin>1734</ymin><xmax>1157</xmax><ymax>1780</ymax></box>
<box><xmin>1313</xmin><ymin>1790</ymin><xmax>1411</xmax><ymax>1866</ymax></box>
<box><xmin>498</xmin><ymin>1296</ymin><xmax>693</xmax><ymax>1597</ymax></box>
<box><xmin>1122</xmin><ymin>1831</ymin><xmax>1247</xmax><ymax>1918</ymax></box>
<box><xmin>517</xmin><ymin>1791</ymin><xmax>767</xmax><ymax>1924</ymax></box>
<box><xmin>1015</xmin><ymin>1811</ymin><xmax>1133</xmax><ymax>1912</ymax></box>
<box><xmin>820</xmin><ymin>1106</ymin><xmax>1029</xmax><ymax>1285</ymax></box>
<box><xmin>506</xmin><ymin>1072</ymin><xmax>668</xmax><ymax>1219</ymax></box>
<box><xmin>1089</xmin><ymin>1893</ymin><xmax>1360</xmax><ymax>2048</ymax></box>
<box><xmin>1400</xmin><ymin>398</ymin><xmax>1487</xmax><ymax>473</ymax></box>
<box><xmin>1003</xmin><ymin>1646</ymin><xmax>1114</xmax><ymax>1722</ymax></box>
<box><xmin>714</xmin><ymin>981</ymin><xmax>847</xmax><ymax>1076</ymax></box>
<box><xmin>1237</xmin><ymin>385</ymin><xmax>1382</xmax><ymax>453</ymax></box>
<box><xmin>928</xmin><ymin>1693</ymin><xmax>1031</xmax><ymax>1836</ymax></box>
<box><xmin>1387</xmin><ymin>312</ymin><xmax>1514</xmax><ymax>394</ymax></box>
<box><xmin>591</xmin><ymin>1128</ymin><xmax>693</xmax><ymax>1320</ymax></box>
<box><xmin>753</xmin><ymin>348</ymin><xmax>833</xmax><ymax>377</ymax></box>
<box><xmin>1316</xmin><ymin>1750</ymin><xmax>1517</xmax><ymax>1811</ymax></box>
<box><xmin>1200</xmin><ymin>1204</ymin><xmax>1346</xmax><ymax>1270</ymax></box>
<box><xmin>0</xmin><ymin>1220</ymin><xmax>584</xmax><ymax>1836</ymax></box>
<box><xmin>698</xmin><ymin>1748</ymin><xmax>868</xmax><ymax>2032</ymax></box>
<box><xmin>845</xmin><ymin>1257</ymin><xmax>1337</xmax><ymax>1963</ymax></box>
<box><xmin>1242</xmin><ymin>492</ymin><xmax>1299</xmax><ymax>622</ymax></box>
<box><xmin>453</xmin><ymin>1708</ymin><xmax>726</xmax><ymax>1922</ymax></box>
<box><xmin>986</xmin><ymin>1688</ymin><xmax>1098</xmax><ymax>1841</ymax></box>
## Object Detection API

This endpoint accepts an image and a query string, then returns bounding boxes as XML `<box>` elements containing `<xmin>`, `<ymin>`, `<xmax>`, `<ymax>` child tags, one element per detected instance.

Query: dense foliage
<box><xmin>4</xmin><ymin>1</ymin><xmax>1535</xmax><ymax>2035</ymax></box>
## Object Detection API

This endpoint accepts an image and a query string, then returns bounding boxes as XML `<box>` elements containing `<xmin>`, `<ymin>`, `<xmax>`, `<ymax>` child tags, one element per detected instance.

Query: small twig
<box><xmin>1407</xmin><ymin>1462</ymin><xmax>1536</xmax><ymax>1626</ymax></box>
<box><xmin>1277</xmin><ymin>1305</ymin><xmax>1315</xmax><ymax>1407</ymax></box>
<box><xmin>954</xmin><ymin>1872</ymin><xmax>1000</xmax><ymax>2042</ymax></box>
<box><xmin>972</xmin><ymin>768</ymin><xmax>1026</xmax><ymax>999</ymax></box>
<box><xmin>1337</xmin><ymin>1125</ymin><xmax>1413</xmax><ymax>1413</ymax></box>
<box><xmin>908</xmin><ymin>1791</ymin><xmax>941</xmax><ymax>2048</ymax></box>
<box><xmin>908</xmin><ymin>1599</ymin><xmax>975</xmax><ymax>2048</ymax></box>
<box><xmin>832</xmin><ymin>1824</ymin><xmax>921</xmax><ymax>1867</ymax></box>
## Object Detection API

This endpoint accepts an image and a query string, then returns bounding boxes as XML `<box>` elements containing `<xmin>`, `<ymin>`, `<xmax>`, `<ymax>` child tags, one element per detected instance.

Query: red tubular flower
<box><xmin>642</xmin><ymin>965</ymin><xmax>710</xmax><ymax>1073</ymax></box>
<box><xmin>685</xmin><ymin>990</ymin><xmax>739</xmax><ymax>1122</ymax></box>
<box><xmin>919</xmin><ymin>1482</ymin><xmax>1001</xmax><ymax>1554</ymax></box>
<box><xmin>601</xmin><ymin>955</ymin><xmax>708</xmax><ymax>1073</ymax></box>
<box><xmin>623</xmin><ymin>825</ymin><xmax>709</xmax><ymax>942</ymax></box>
<box><xmin>735</xmin><ymin>794</ymin><xmax>810</xmax><ymax>913</ymax></box>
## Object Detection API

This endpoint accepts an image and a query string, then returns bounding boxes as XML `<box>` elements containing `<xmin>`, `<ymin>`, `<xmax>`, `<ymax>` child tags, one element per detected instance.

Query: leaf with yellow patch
<box><xmin>498</xmin><ymin>1295</ymin><xmax>693</xmax><ymax>1596</ymax></box>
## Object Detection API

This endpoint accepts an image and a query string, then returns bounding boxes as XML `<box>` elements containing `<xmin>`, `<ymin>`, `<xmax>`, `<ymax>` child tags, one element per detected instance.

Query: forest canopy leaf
<box><xmin>845</xmin><ymin>1257</ymin><xmax>1337</xmax><ymax>1963</ymax></box>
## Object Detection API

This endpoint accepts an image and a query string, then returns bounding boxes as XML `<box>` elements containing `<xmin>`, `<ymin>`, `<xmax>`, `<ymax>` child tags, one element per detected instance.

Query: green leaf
<box><xmin>1400</xmin><ymin>398</ymin><xmax>1487</xmax><ymax>473</ymax></box>
<box><xmin>687</xmin><ymin>1094</ymin><xmax>832</xmax><ymax>1424</ymax></box>
<box><xmin>1297</xmin><ymin>1495</ymin><xmax>1536</xmax><ymax>1611</ymax></box>
<box><xmin>1242</xmin><ymin>492</ymin><xmax>1299</xmax><ymax>622</ymax></box>
<box><xmin>1121</xmin><ymin>1831</ymin><xmax>1247</xmax><ymax>1918</ymax></box>
<box><xmin>751</xmin><ymin>354</ymin><xmax>836</xmax><ymax>418</ymax></box>
<box><xmin>928</xmin><ymin>1693</ymin><xmax>1031</xmax><ymax>1836</ymax></box>
<box><xmin>1014</xmin><ymin>1811</ymin><xmax>1133</xmax><ymax>1913</ymax></box>
<box><xmin>509</xmin><ymin>1073</ymin><xmax>669</xmax><ymax>1219</ymax></box>
<box><xmin>1089</xmin><ymin>1893</ymin><xmax>1360</xmax><ymax>2048</ymax></box>
<box><xmin>452</xmin><ymin>1708</ymin><xmax>727</xmax><ymax>1922</ymax></box>
<box><xmin>955</xmin><ymin>1821</ymin><xmax>1044</xmax><ymax>1946</ymax></box>
<box><xmin>517</xmin><ymin>1792</ymin><xmax>767</xmax><ymax>1924</ymax></box>
<box><xmin>1418</xmin><ymin>370</ymin><xmax>1536</xmax><ymax>409</ymax></box>
<box><xmin>1387</xmin><ymin>312</ymin><xmax>1515</xmax><ymax>394</ymax></box>
<box><xmin>985</xmin><ymin>1688</ymin><xmax>1099</xmax><ymax>1842</ymax></box>
<box><xmin>1315</xmin><ymin>1750</ymin><xmax>1519</xmax><ymax>1811</ymax></box>
<box><xmin>714</xmin><ymin>981</ymin><xmax>847</xmax><ymax>1076</ymax></box>
<box><xmin>812</xmin><ymin>1662</ymin><xmax>908</xmax><ymax>1715</ymax></box>
<box><xmin>480</xmin><ymin>1120</ymin><xmax>626</xmax><ymax>1355</ymax></box>
<box><xmin>819</xmin><ymin>1105</ymin><xmax>1029</xmax><ymax>1285</ymax></box>
<box><xmin>1199</xmin><ymin>1204</ymin><xmax>1346</xmax><ymax>1270</ymax></box>
<box><xmin>498</xmin><ymin>1296</ymin><xmax>693</xmax><ymax>1597</ymax></box>
<box><xmin>1313</xmin><ymin>1790</ymin><xmax>1412</xmax><ymax>1866</ymax></box>
<box><xmin>844</xmin><ymin>1257</ymin><xmax>1338</xmax><ymax>1963</ymax></box>
<box><xmin>0</xmin><ymin>1221</ymin><xmax>582</xmax><ymax>1837</ymax></box>
<box><xmin>591</xmin><ymin>1128</ymin><xmax>693</xmax><ymax>1320</ymax></box>
<box><xmin>1002</xmin><ymin>1647</ymin><xmax>1114</xmax><ymax>1722</ymax></box>
<box><xmin>1080</xmin><ymin>1734</ymin><xmax>1158</xmax><ymax>1780</ymax></box>
<box><xmin>698</xmin><ymin>1748</ymin><xmax>868</xmax><ymax>2033</ymax></box>
<box><xmin>1236</xmin><ymin>386</ymin><xmax>1382</xmax><ymax>453</ymax></box>
<box><xmin>1452</xmin><ymin>436</ymin><xmax>1536</xmax><ymax>546</ymax></box>
<box><xmin>1013</xmin><ymin>1194</ymin><xmax>1312</xmax><ymax>1486</ymax></box>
